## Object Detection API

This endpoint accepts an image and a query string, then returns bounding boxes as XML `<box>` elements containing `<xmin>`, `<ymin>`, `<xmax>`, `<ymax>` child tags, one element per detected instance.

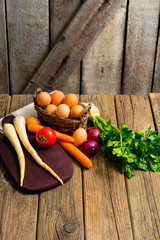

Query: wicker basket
<box><xmin>34</xmin><ymin>88</ymin><xmax>91</xmax><ymax>135</ymax></box>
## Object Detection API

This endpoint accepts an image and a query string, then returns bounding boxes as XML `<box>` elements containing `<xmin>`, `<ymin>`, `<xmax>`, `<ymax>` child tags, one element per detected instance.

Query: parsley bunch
<box><xmin>100</xmin><ymin>121</ymin><xmax>160</xmax><ymax>178</ymax></box>
<box><xmin>88</xmin><ymin>103</ymin><xmax>160</xmax><ymax>178</ymax></box>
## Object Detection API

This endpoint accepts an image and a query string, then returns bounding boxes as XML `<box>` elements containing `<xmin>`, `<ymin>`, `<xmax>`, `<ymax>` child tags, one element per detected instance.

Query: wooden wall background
<box><xmin>0</xmin><ymin>0</ymin><xmax>160</xmax><ymax>96</ymax></box>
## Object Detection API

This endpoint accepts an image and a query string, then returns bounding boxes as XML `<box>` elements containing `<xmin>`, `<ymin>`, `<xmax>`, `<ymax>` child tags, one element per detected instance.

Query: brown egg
<box><xmin>55</xmin><ymin>104</ymin><xmax>70</xmax><ymax>119</ymax></box>
<box><xmin>51</xmin><ymin>90</ymin><xmax>65</xmax><ymax>106</ymax></box>
<box><xmin>72</xmin><ymin>128</ymin><xmax>87</xmax><ymax>147</ymax></box>
<box><xmin>45</xmin><ymin>104</ymin><xmax>57</xmax><ymax>114</ymax></box>
<box><xmin>36</xmin><ymin>92</ymin><xmax>51</xmax><ymax>107</ymax></box>
<box><xmin>70</xmin><ymin>105</ymin><xmax>84</xmax><ymax>119</ymax></box>
<box><xmin>63</xmin><ymin>93</ymin><xmax>78</xmax><ymax>108</ymax></box>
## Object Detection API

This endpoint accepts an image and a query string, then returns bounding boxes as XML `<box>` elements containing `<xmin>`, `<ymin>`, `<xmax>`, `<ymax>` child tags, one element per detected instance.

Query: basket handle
<box><xmin>79</xmin><ymin>103</ymin><xmax>91</xmax><ymax>129</ymax></box>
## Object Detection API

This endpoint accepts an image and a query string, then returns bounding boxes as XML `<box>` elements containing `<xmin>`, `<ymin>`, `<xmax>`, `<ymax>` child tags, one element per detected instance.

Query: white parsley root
<box><xmin>3</xmin><ymin>123</ymin><xmax>25</xmax><ymax>187</ymax></box>
<box><xmin>13</xmin><ymin>116</ymin><xmax>63</xmax><ymax>185</ymax></box>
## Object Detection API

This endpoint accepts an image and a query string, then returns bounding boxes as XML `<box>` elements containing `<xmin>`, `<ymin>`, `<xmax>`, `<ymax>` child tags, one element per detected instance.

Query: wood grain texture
<box><xmin>50</xmin><ymin>0</ymin><xmax>82</xmax><ymax>47</ymax></box>
<box><xmin>115</xmin><ymin>94</ymin><xmax>160</xmax><ymax>239</ymax></box>
<box><xmin>6</xmin><ymin>0</ymin><xmax>49</xmax><ymax>94</ymax></box>
<box><xmin>0</xmin><ymin>0</ymin><xmax>9</xmax><ymax>94</ymax></box>
<box><xmin>22</xmin><ymin>0</ymin><xmax>123</xmax><ymax>94</ymax></box>
<box><xmin>122</xmin><ymin>0</ymin><xmax>159</xmax><ymax>95</ymax></box>
<box><xmin>36</xmin><ymin>3</ymin><xmax>84</xmax><ymax>238</ymax></box>
<box><xmin>81</xmin><ymin>94</ymin><xmax>133</xmax><ymax>240</ymax></box>
<box><xmin>82</xmin><ymin>0</ymin><xmax>127</xmax><ymax>94</ymax></box>
<box><xmin>50</xmin><ymin>0</ymin><xmax>82</xmax><ymax>94</ymax></box>
<box><xmin>0</xmin><ymin>94</ymin><xmax>10</xmax><ymax>141</ymax></box>
<box><xmin>0</xmin><ymin>94</ymin><xmax>11</xmax><ymax>118</ymax></box>
<box><xmin>37</xmin><ymin>161</ymin><xmax>84</xmax><ymax>240</ymax></box>
<box><xmin>152</xmin><ymin>35</ymin><xmax>160</xmax><ymax>92</ymax></box>
<box><xmin>0</xmin><ymin>95</ymin><xmax>39</xmax><ymax>240</ymax></box>
<box><xmin>60</xmin><ymin>65</ymin><xmax>80</xmax><ymax>94</ymax></box>
<box><xmin>149</xmin><ymin>93</ymin><xmax>160</xmax><ymax>132</ymax></box>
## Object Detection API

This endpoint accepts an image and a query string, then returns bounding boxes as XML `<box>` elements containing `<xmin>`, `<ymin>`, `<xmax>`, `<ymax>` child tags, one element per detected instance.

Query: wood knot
<box><xmin>60</xmin><ymin>36</ymin><xmax>66</xmax><ymax>42</ymax></box>
<box><xmin>63</xmin><ymin>222</ymin><xmax>76</xmax><ymax>233</ymax></box>
<box><xmin>2</xmin><ymin>171</ymin><xmax>11</xmax><ymax>182</ymax></box>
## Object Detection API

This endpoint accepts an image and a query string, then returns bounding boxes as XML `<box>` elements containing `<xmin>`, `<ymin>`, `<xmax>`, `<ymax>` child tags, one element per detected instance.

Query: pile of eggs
<box><xmin>36</xmin><ymin>90</ymin><xmax>84</xmax><ymax>119</ymax></box>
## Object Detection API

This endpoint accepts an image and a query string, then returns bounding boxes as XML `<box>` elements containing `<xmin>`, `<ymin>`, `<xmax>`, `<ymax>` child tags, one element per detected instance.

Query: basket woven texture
<box><xmin>34</xmin><ymin>88</ymin><xmax>91</xmax><ymax>135</ymax></box>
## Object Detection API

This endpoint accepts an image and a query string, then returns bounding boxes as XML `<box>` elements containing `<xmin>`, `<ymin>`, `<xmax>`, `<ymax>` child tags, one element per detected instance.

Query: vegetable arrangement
<box><xmin>27</xmin><ymin>123</ymin><xmax>93</xmax><ymax>169</ymax></box>
<box><xmin>7</xmin><ymin>88</ymin><xmax>160</xmax><ymax>189</ymax></box>
<box><xmin>14</xmin><ymin>116</ymin><xmax>64</xmax><ymax>184</ymax></box>
<box><xmin>3</xmin><ymin>116</ymin><xmax>64</xmax><ymax>186</ymax></box>
<box><xmin>58</xmin><ymin>140</ymin><xmax>92</xmax><ymax>169</ymax></box>
<box><xmin>26</xmin><ymin>116</ymin><xmax>99</xmax><ymax>169</ymax></box>
<box><xmin>27</xmin><ymin>123</ymin><xmax>74</xmax><ymax>142</ymax></box>
<box><xmin>86</xmin><ymin>103</ymin><xmax>160</xmax><ymax>178</ymax></box>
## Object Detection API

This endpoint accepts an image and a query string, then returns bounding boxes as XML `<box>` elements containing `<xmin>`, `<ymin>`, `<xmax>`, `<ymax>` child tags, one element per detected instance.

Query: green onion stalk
<box><xmin>87</xmin><ymin>103</ymin><xmax>107</xmax><ymax>132</ymax></box>
<box><xmin>83</xmin><ymin>103</ymin><xmax>119</xmax><ymax>135</ymax></box>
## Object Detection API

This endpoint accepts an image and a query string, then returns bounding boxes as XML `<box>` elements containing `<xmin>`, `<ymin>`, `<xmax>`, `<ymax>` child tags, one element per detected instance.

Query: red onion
<box><xmin>81</xmin><ymin>140</ymin><xmax>99</xmax><ymax>158</ymax></box>
<box><xmin>87</xmin><ymin>127</ymin><xmax>101</xmax><ymax>141</ymax></box>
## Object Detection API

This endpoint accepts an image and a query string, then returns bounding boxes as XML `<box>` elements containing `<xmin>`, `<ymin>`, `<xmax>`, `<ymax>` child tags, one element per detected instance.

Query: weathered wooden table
<box><xmin>1</xmin><ymin>93</ymin><xmax>160</xmax><ymax>240</ymax></box>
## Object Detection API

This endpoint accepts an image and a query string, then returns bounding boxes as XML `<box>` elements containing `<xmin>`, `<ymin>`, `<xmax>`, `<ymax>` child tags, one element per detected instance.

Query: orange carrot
<box><xmin>27</xmin><ymin>123</ymin><xmax>44</xmax><ymax>133</ymax></box>
<box><xmin>54</xmin><ymin>130</ymin><xmax>74</xmax><ymax>143</ymax></box>
<box><xmin>27</xmin><ymin>123</ymin><xmax>74</xmax><ymax>143</ymax></box>
<box><xmin>58</xmin><ymin>140</ymin><xmax>92</xmax><ymax>168</ymax></box>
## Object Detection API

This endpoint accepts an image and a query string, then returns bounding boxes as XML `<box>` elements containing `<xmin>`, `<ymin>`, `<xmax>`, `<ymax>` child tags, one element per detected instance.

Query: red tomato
<box><xmin>36</xmin><ymin>127</ymin><xmax>56</xmax><ymax>147</ymax></box>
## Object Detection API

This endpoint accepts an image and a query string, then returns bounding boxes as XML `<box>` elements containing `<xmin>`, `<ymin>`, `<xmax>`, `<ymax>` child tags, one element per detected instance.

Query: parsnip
<box><xmin>13</xmin><ymin>116</ymin><xmax>63</xmax><ymax>185</ymax></box>
<box><xmin>3</xmin><ymin>123</ymin><xmax>25</xmax><ymax>187</ymax></box>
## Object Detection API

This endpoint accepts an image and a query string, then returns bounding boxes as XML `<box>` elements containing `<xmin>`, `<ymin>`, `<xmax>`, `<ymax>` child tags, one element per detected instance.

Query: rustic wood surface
<box><xmin>122</xmin><ymin>0</ymin><xmax>159</xmax><ymax>95</ymax></box>
<box><xmin>1</xmin><ymin>93</ymin><xmax>160</xmax><ymax>239</ymax></box>
<box><xmin>1</xmin><ymin>1</ymin><xmax>160</xmax><ymax>238</ymax></box>
<box><xmin>22</xmin><ymin>0</ymin><xmax>123</xmax><ymax>94</ymax></box>
<box><xmin>0</xmin><ymin>0</ymin><xmax>160</xmax><ymax>95</ymax></box>
<box><xmin>6</xmin><ymin>0</ymin><xmax>49</xmax><ymax>94</ymax></box>
<box><xmin>36</xmin><ymin>4</ymin><xmax>84</xmax><ymax>238</ymax></box>
<box><xmin>50</xmin><ymin>0</ymin><xmax>82</xmax><ymax>94</ymax></box>
<box><xmin>82</xmin><ymin>0</ymin><xmax>127</xmax><ymax>94</ymax></box>
<box><xmin>81</xmin><ymin>94</ymin><xmax>133</xmax><ymax>240</ymax></box>
<box><xmin>115</xmin><ymin>95</ymin><xmax>160</xmax><ymax>239</ymax></box>
<box><xmin>153</xmin><ymin>35</ymin><xmax>160</xmax><ymax>93</ymax></box>
<box><xmin>0</xmin><ymin>0</ymin><xmax>9</xmax><ymax>94</ymax></box>
<box><xmin>0</xmin><ymin>95</ymin><xmax>38</xmax><ymax>240</ymax></box>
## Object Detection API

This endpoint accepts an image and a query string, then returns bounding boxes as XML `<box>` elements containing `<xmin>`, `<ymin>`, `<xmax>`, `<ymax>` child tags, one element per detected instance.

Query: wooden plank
<box><xmin>0</xmin><ymin>95</ymin><xmax>39</xmax><ymax>240</ymax></box>
<box><xmin>152</xmin><ymin>35</ymin><xmax>160</xmax><ymax>92</ymax></box>
<box><xmin>50</xmin><ymin>0</ymin><xmax>82</xmax><ymax>46</ymax></box>
<box><xmin>36</xmin><ymin>3</ymin><xmax>83</xmax><ymax>237</ymax></box>
<box><xmin>0</xmin><ymin>0</ymin><xmax>9</xmax><ymax>94</ymax></box>
<box><xmin>36</xmin><ymin>4</ymin><xmax>84</xmax><ymax>237</ymax></box>
<box><xmin>0</xmin><ymin>94</ymin><xmax>11</xmax><ymax>118</ymax></box>
<box><xmin>60</xmin><ymin>65</ymin><xmax>80</xmax><ymax>94</ymax></box>
<box><xmin>0</xmin><ymin>94</ymin><xmax>11</xmax><ymax>141</ymax></box>
<box><xmin>6</xmin><ymin>0</ymin><xmax>49</xmax><ymax>94</ymax></box>
<box><xmin>115</xmin><ymin>94</ymin><xmax>160</xmax><ymax>239</ymax></box>
<box><xmin>82</xmin><ymin>0</ymin><xmax>127</xmax><ymax>94</ymax></box>
<box><xmin>149</xmin><ymin>93</ymin><xmax>160</xmax><ymax>132</ymax></box>
<box><xmin>37</xmin><ymin>161</ymin><xmax>84</xmax><ymax>239</ymax></box>
<box><xmin>149</xmin><ymin>93</ymin><xmax>160</xmax><ymax>239</ymax></box>
<box><xmin>50</xmin><ymin>0</ymin><xmax>82</xmax><ymax>94</ymax></box>
<box><xmin>22</xmin><ymin>0</ymin><xmax>123</xmax><ymax>94</ymax></box>
<box><xmin>122</xmin><ymin>0</ymin><xmax>159</xmax><ymax>95</ymax></box>
<box><xmin>81</xmin><ymin>94</ymin><xmax>133</xmax><ymax>240</ymax></box>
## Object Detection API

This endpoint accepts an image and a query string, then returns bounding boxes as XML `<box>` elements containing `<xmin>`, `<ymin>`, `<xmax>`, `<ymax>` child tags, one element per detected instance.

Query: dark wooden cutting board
<box><xmin>0</xmin><ymin>116</ymin><xmax>73</xmax><ymax>194</ymax></box>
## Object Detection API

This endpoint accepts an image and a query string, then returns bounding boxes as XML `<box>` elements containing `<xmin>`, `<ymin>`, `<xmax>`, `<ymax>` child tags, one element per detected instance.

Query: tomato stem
<box><xmin>39</xmin><ymin>135</ymin><xmax>49</xmax><ymax>143</ymax></box>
